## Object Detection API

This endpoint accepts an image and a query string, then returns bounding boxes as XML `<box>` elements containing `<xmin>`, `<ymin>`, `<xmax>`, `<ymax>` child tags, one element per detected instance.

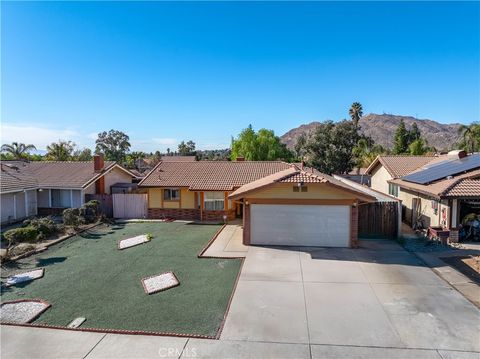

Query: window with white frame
<box><xmin>204</xmin><ymin>192</ymin><xmax>224</xmax><ymax>211</ymax></box>
<box><xmin>164</xmin><ymin>188</ymin><xmax>180</xmax><ymax>201</ymax></box>
<box><xmin>388</xmin><ymin>183</ymin><xmax>399</xmax><ymax>197</ymax></box>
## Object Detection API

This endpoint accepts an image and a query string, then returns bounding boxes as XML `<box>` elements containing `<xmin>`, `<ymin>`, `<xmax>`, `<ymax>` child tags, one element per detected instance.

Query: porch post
<box><xmin>13</xmin><ymin>194</ymin><xmax>17</xmax><ymax>220</ymax></box>
<box><xmin>48</xmin><ymin>189</ymin><xmax>52</xmax><ymax>208</ymax></box>
<box><xmin>24</xmin><ymin>190</ymin><xmax>29</xmax><ymax>217</ymax></box>
<box><xmin>200</xmin><ymin>192</ymin><xmax>204</xmax><ymax>221</ymax></box>
<box><xmin>70</xmin><ymin>189</ymin><xmax>74</xmax><ymax>208</ymax></box>
<box><xmin>451</xmin><ymin>199</ymin><xmax>458</xmax><ymax>228</ymax></box>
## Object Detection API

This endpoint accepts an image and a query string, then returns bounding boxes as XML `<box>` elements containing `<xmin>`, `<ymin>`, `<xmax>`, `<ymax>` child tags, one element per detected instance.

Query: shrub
<box><xmin>63</xmin><ymin>208</ymin><xmax>81</xmax><ymax>226</ymax></box>
<box><xmin>23</xmin><ymin>217</ymin><xmax>58</xmax><ymax>239</ymax></box>
<box><xmin>4</xmin><ymin>227</ymin><xmax>39</xmax><ymax>245</ymax></box>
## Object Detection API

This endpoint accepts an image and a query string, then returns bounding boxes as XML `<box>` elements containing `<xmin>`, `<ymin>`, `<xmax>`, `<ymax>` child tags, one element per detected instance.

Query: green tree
<box><xmin>125</xmin><ymin>151</ymin><xmax>147</xmax><ymax>169</ymax></box>
<box><xmin>393</xmin><ymin>119</ymin><xmax>409</xmax><ymax>154</ymax></box>
<box><xmin>349</xmin><ymin>102</ymin><xmax>363</xmax><ymax>128</ymax></box>
<box><xmin>178</xmin><ymin>140</ymin><xmax>196</xmax><ymax>156</ymax></box>
<box><xmin>95</xmin><ymin>130</ymin><xmax>131</xmax><ymax>162</ymax></box>
<box><xmin>408</xmin><ymin>138</ymin><xmax>428</xmax><ymax>155</ymax></box>
<box><xmin>231</xmin><ymin>125</ymin><xmax>293</xmax><ymax>161</ymax></box>
<box><xmin>73</xmin><ymin>148</ymin><xmax>93</xmax><ymax>161</ymax></box>
<box><xmin>294</xmin><ymin>133</ymin><xmax>307</xmax><ymax>159</ymax></box>
<box><xmin>299</xmin><ymin>120</ymin><xmax>360</xmax><ymax>174</ymax></box>
<box><xmin>46</xmin><ymin>140</ymin><xmax>75</xmax><ymax>161</ymax></box>
<box><xmin>1</xmin><ymin>142</ymin><xmax>37</xmax><ymax>160</ymax></box>
<box><xmin>458</xmin><ymin>123</ymin><xmax>480</xmax><ymax>153</ymax></box>
<box><xmin>353</xmin><ymin>137</ymin><xmax>385</xmax><ymax>170</ymax></box>
<box><xmin>409</xmin><ymin>122</ymin><xmax>421</xmax><ymax>142</ymax></box>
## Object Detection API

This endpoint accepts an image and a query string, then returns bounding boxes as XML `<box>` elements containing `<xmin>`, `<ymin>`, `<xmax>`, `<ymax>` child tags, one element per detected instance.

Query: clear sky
<box><xmin>1</xmin><ymin>1</ymin><xmax>479</xmax><ymax>152</ymax></box>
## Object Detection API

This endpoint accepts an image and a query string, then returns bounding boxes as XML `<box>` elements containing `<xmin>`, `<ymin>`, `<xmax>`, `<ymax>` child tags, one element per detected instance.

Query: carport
<box><xmin>229</xmin><ymin>168</ymin><xmax>375</xmax><ymax>248</ymax></box>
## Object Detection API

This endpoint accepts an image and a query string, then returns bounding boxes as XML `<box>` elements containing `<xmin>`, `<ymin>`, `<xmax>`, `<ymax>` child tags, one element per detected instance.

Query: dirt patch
<box><xmin>441</xmin><ymin>255</ymin><xmax>480</xmax><ymax>285</ymax></box>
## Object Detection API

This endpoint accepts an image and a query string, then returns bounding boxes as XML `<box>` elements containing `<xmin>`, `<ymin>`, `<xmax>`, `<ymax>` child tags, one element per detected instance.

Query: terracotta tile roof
<box><xmin>442</xmin><ymin>179</ymin><xmax>480</xmax><ymax>198</ymax></box>
<box><xmin>139</xmin><ymin>161</ymin><xmax>294</xmax><ymax>191</ymax></box>
<box><xmin>0</xmin><ymin>162</ymin><xmax>38</xmax><ymax>193</ymax></box>
<box><xmin>160</xmin><ymin>156</ymin><xmax>197</xmax><ymax>162</ymax></box>
<box><xmin>390</xmin><ymin>169</ymin><xmax>480</xmax><ymax>199</ymax></box>
<box><xmin>366</xmin><ymin>155</ymin><xmax>436</xmax><ymax>178</ymax></box>
<box><xmin>229</xmin><ymin>166</ymin><xmax>376</xmax><ymax>201</ymax></box>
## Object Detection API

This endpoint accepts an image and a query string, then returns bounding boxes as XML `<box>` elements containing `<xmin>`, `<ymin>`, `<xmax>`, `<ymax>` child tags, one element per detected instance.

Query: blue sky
<box><xmin>1</xmin><ymin>1</ymin><xmax>479</xmax><ymax>152</ymax></box>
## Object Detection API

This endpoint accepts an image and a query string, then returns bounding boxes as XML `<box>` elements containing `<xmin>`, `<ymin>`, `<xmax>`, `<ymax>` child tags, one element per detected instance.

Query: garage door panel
<box><xmin>251</xmin><ymin>204</ymin><xmax>350</xmax><ymax>247</ymax></box>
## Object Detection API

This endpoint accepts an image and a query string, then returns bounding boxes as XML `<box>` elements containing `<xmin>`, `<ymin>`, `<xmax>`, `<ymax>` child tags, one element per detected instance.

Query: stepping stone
<box><xmin>67</xmin><ymin>317</ymin><xmax>86</xmax><ymax>328</ymax></box>
<box><xmin>1</xmin><ymin>299</ymin><xmax>51</xmax><ymax>324</ymax></box>
<box><xmin>118</xmin><ymin>235</ymin><xmax>150</xmax><ymax>250</ymax></box>
<box><xmin>5</xmin><ymin>268</ymin><xmax>44</xmax><ymax>287</ymax></box>
<box><xmin>141</xmin><ymin>272</ymin><xmax>179</xmax><ymax>295</ymax></box>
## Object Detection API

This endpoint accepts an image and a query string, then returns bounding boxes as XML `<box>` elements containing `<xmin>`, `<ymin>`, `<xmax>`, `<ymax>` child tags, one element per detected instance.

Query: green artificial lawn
<box><xmin>1</xmin><ymin>222</ymin><xmax>242</xmax><ymax>337</ymax></box>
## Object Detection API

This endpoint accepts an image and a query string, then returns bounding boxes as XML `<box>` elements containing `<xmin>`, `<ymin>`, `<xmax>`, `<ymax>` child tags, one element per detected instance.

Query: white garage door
<box><xmin>250</xmin><ymin>204</ymin><xmax>350</xmax><ymax>247</ymax></box>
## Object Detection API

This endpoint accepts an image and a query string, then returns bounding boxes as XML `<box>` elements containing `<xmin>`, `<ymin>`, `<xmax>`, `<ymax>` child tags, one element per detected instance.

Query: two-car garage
<box><xmin>250</xmin><ymin>204</ymin><xmax>351</xmax><ymax>247</ymax></box>
<box><xmin>229</xmin><ymin>167</ymin><xmax>375</xmax><ymax>248</ymax></box>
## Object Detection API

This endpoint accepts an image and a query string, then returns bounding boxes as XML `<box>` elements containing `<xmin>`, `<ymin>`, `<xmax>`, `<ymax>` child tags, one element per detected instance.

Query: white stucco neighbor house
<box><xmin>0</xmin><ymin>156</ymin><xmax>137</xmax><ymax>223</ymax></box>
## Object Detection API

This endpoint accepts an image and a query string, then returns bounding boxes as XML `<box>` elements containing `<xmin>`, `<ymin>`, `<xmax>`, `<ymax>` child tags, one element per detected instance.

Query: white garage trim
<box><xmin>250</xmin><ymin>204</ymin><xmax>351</xmax><ymax>247</ymax></box>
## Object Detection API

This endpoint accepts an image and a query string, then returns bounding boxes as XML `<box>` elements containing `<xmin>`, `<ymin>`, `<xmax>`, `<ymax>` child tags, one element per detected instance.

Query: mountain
<box><xmin>280</xmin><ymin>113</ymin><xmax>463</xmax><ymax>151</ymax></box>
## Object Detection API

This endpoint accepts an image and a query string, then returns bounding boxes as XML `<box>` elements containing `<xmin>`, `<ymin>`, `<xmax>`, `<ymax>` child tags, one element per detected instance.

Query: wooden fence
<box><xmin>358</xmin><ymin>202</ymin><xmax>399</xmax><ymax>238</ymax></box>
<box><xmin>112</xmin><ymin>194</ymin><xmax>148</xmax><ymax>219</ymax></box>
<box><xmin>85</xmin><ymin>194</ymin><xmax>113</xmax><ymax>218</ymax></box>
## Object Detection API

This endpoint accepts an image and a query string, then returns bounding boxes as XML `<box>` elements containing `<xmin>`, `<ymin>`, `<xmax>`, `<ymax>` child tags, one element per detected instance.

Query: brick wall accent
<box><xmin>147</xmin><ymin>208</ymin><xmax>236</xmax><ymax>222</ymax></box>
<box><xmin>350</xmin><ymin>205</ymin><xmax>359</xmax><ymax>248</ymax></box>
<box><xmin>449</xmin><ymin>228</ymin><xmax>459</xmax><ymax>243</ymax></box>
<box><xmin>243</xmin><ymin>204</ymin><xmax>251</xmax><ymax>245</ymax></box>
<box><xmin>148</xmin><ymin>208</ymin><xmax>200</xmax><ymax>220</ymax></box>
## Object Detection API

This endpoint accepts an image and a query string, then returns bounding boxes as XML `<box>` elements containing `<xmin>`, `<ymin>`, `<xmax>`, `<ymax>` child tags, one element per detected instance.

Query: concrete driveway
<box><xmin>221</xmin><ymin>239</ymin><xmax>480</xmax><ymax>354</ymax></box>
<box><xmin>2</xmin><ymin>239</ymin><xmax>479</xmax><ymax>359</ymax></box>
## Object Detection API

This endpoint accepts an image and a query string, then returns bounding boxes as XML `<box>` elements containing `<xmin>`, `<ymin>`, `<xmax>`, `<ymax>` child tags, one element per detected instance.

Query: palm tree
<box><xmin>1</xmin><ymin>142</ymin><xmax>37</xmax><ymax>159</ymax></box>
<box><xmin>46</xmin><ymin>140</ymin><xmax>75</xmax><ymax>161</ymax></box>
<box><xmin>349</xmin><ymin>102</ymin><xmax>363</xmax><ymax>128</ymax></box>
<box><xmin>353</xmin><ymin>138</ymin><xmax>385</xmax><ymax>171</ymax></box>
<box><xmin>458</xmin><ymin>123</ymin><xmax>480</xmax><ymax>153</ymax></box>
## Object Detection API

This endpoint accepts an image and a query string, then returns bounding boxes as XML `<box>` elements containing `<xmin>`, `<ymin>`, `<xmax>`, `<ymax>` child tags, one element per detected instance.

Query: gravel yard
<box><xmin>0</xmin><ymin>222</ymin><xmax>241</xmax><ymax>337</ymax></box>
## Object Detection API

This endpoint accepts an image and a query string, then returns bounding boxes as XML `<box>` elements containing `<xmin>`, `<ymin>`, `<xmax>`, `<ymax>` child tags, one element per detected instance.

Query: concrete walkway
<box><xmin>2</xmin><ymin>325</ymin><xmax>479</xmax><ymax>359</ymax></box>
<box><xmin>2</xmin><ymin>239</ymin><xmax>479</xmax><ymax>358</ymax></box>
<box><xmin>201</xmin><ymin>221</ymin><xmax>248</xmax><ymax>258</ymax></box>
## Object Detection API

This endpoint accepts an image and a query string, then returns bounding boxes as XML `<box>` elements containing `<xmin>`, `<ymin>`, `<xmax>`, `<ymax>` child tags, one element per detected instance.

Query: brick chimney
<box><xmin>94</xmin><ymin>155</ymin><xmax>105</xmax><ymax>172</ymax></box>
<box><xmin>236</xmin><ymin>156</ymin><xmax>245</xmax><ymax>162</ymax></box>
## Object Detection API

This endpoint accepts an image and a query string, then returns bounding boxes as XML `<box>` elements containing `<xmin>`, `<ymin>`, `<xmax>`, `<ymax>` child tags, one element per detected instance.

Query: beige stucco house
<box><xmin>139</xmin><ymin>160</ymin><xmax>375</xmax><ymax>247</ymax></box>
<box><xmin>365</xmin><ymin>152</ymin><xmax>480</xmax><ymax>237</ymax></box>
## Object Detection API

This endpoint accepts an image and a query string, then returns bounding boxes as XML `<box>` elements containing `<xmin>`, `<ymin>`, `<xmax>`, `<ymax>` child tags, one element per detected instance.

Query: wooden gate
<box><xmin>85</xmin><ymin>194</ymin><xmax>113</xmax><ymax>218</ymax></box>
<box><xmin>358</xmin><ymin>202</ymin><xmax>398</xmax><ymax>238</ymax></box>
<box><xmin>112</xmin><ymin>194</ymin><xmax>148</xmax><ymax>219</ymax></box>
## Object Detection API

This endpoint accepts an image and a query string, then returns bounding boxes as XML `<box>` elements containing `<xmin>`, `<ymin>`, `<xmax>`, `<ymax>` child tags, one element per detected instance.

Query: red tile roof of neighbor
<box><xmin>0</xmin><ymin>163</ymin><xmax>38</xmax><ymax>193</ymax></box>
<box><xmin>139</xmin><ymin>161</ymin><xmax>294</xmax><ymax>191</ymax></box>
<box><xmin>365</xmin><ymin>155</ymin><xmax>437</xmax><ymax>178</ymax></box>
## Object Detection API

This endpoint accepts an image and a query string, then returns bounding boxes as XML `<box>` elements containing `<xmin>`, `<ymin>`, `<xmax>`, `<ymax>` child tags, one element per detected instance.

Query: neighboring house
<box><xmin>139</xmin><ymin>161</ymin><xmax>375</xmax><ymax>247</ymax></box>
<box><xmin>366</xmin><ymin>151</ymin><xmax>480</xmax><ymax>231</ymax></box>
<box><xmin>0</xmin><ymin>156</ymin><xmax>137</xmax><ymax>220</ymax></box>
<box><xmin>366</xmin><ymin>155</ymin><xmax>435</xmax><ymax>195</ymax></box>
<box><xmin>1</xmin><ymin>163</ymin><xmax>39</xmax><ymax>224</ymax></box>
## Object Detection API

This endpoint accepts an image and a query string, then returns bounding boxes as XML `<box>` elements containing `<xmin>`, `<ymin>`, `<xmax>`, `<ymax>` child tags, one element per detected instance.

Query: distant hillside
<box><xmin>280</xmin><ymin>113</ymin><xmax>462</xmax><ymax>151</ymax></box>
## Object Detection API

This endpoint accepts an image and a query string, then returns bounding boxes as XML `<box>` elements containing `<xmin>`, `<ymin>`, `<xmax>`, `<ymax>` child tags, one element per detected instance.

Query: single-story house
<box><xmin>139</xmin><ymin>161</ymin><xmax>375</xmax><ymax>247</ymax></box>
<box><xmin>366</xmin><ymin>151</ymin><xmax>480</xmax><ymax>232</ymax></box>
<box><xmin>0</xmin><ymin>156</ymin><xmax>137</xmax><ymax>221</ymax></box>
<box><xmin>1</xmin><ymin>163</ymin><xmax>39</xmax><ymax>224</ymax></box>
